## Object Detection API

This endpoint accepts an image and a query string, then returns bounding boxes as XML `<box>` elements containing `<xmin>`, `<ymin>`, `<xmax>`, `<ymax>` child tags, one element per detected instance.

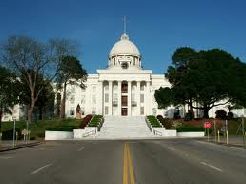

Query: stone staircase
<box><xmin>96</xmin><ymin>116</ymin><xmax>155</xmax><ymax>139</ymax></box>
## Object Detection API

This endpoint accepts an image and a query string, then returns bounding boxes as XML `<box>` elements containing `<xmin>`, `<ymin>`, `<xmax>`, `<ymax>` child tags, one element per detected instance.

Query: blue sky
<box><xmin>0</xmin><ymin>0</ymin><xmax>245</xmax><ymax>73</ymax></box>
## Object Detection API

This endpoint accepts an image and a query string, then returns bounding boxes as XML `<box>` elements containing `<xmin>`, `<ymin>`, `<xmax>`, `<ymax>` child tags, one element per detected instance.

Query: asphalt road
<box><xmin>0</xmin><ymin>139</ymin><xmax>246</xmax><ymax>184</ymax></box>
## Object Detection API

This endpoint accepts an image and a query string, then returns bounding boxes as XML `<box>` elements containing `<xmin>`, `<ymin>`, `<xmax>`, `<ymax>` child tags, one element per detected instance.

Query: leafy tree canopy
<box><xmin>155</xmin><ymin>47</ymin><xmax>246</xmax><ymax>118</ymax></box>
<box><xmin>57</xmin><ymin>55</ymin><xmax>87</xmax><ymax>118</ymax></box>
<box><xmin>0</xmin><ymin>66</ymin><xmax>19</xmax><ymax>128</ymax></box>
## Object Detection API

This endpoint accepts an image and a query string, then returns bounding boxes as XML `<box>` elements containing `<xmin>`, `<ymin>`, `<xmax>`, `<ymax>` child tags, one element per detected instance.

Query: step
<box><xmin>96</xmin><ymin>116</ymin><xmax>154</xmax><ymax>138</ymax></box>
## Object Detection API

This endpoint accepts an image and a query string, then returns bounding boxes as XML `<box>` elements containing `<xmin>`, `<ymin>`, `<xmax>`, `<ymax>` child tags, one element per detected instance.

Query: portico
<box><xmin>100</xmin><ymin>79</ymin><xmax>151</xmax><ymax>116</ymax></box>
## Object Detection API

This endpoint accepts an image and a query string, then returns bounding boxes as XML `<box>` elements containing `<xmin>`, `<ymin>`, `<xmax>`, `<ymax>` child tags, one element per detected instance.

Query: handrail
<box><xmin>153</xmin><ymin>129</ymin><xmax>162</xmax><ymax>136</ymax></box>
<box><xmin>145</xmin><ymin>117</ymin><xmax>152</xmax><ymax>131</ymax></box>
<box><xmin>87</xmin><ymin>115</ymin><xmax>95</xmax><ymax>127</ymax></box>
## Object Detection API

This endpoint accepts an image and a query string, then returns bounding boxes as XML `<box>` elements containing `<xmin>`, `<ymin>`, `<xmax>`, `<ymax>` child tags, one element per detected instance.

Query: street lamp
<box><xmin>12</xmin><ymin>117</ymin><xmax>16</xmax><ymax>148</ymax></box>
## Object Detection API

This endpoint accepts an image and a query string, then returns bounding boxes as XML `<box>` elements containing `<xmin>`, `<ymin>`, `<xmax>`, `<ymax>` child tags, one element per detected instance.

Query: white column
<box><xmin>128</xmin><ymin>81</ymin><xmax>132</xmax><ymax>116</ymax></box>
<box><xmin>109</xmin><ymin>81</ymin><xmax>113</xmax><ymax>115</ymax></box>
<box><xmin>146</xmin><ymin>81</ymin><xmax>151</xmax><ymax>115</ymax></box>
<box><xmin>97</xmin><ymin>81</ymin><xmax>103</xmax><ymax>115</ymax></box>
<box><xmin>136</xmin><ymin>81</ymin><xmax>141</xmax><ymax>115</ymax></box>
<box><xmin>118</xmin><ymin>81</ymin><xmax>122</xmax><ymax>116</ymax></box>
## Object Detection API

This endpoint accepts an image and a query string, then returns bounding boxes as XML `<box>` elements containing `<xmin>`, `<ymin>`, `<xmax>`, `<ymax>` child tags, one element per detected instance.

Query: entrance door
<box><xmin>121</xmin><ymin>108</ymin><xmax>128</xmax><ymax>116</ymax></box>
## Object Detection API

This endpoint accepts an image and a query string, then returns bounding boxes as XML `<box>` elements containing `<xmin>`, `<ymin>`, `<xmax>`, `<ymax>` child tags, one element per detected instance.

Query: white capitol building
<box><xmin>65</xmin><ymin>32</ymin><xmax>246</xmax><ymax>119</ymax></box>
<box><xmin>65</xmin><ymin>32</ymin><xmax>171</xmax><ymax>118</ymax></box>
<box><xmin>2</xmin><ymin>31</ymin><xmax>245</xmax><ymax>122</ymax></box>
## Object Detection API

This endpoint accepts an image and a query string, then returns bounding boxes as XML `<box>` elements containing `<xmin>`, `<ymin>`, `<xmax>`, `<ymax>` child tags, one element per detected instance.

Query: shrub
<box><xmin>2</xmin><ymin>128</ymin><xmax>22</xmax><ymax>140</ymax></box>
<box><xmin>172</xmin><ymin>121</ymin><xmax>183</xmax><ymax>128</ymax></box>
<box><xmin>215</xmin><ymin>110</ymin><xmax>227</xmax><ymax>120</ymax></box>
<box><xmin>227</xmin><ymin>112</ymin><xmax>234</xmax><ymax>119</ymax></box>
<box><xmin>184</xmin><ymin>110</ymin><xmax>194</xmax><ymax>121</ymax></box>
<box><xmin>176</xmin><ymin>127</ymin><xmax>205</xmax><ymax>132</ymax></box>
<box><xmin>173</xmin><ymin>109</ymin><xmax>181</xmax><ymax>119</ymax></box>
<box><xmin>156</xmin><ymin>115</ymin><xmax>172</xmax><ymax>129</ymax></box>
<box><xmin>147</xmin><ymin>115</ymin><xmax>161</xmax><ymax>128</ymax></box>
<box><xmin>88</xmin><ymin>115</ymin><xmax>103</xmax><ymax>128</ymax></box>
<box><xmin>80</xmin><ymin>114</ymin><xmax>93</xmax><ymax>128</ymax></box>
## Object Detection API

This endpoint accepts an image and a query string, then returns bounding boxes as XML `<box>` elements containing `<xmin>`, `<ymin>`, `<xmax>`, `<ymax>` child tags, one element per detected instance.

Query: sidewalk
<box><xmin>201</xmin><ymin>135</ymin><xmax>246</xmax><ymax>148</ymax></box>
<box><xmin>0</xmin><ymin>140</ymin><xmax>42</xmax><ymax>152</ymax></box>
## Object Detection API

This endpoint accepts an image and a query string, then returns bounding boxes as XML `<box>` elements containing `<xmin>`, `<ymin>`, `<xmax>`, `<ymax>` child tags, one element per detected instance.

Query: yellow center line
<box><xmin>123</xmin><ymin>143</ymin><xmax>135</xmax><ymax>184</ymax></box>
<box><xmin>123</xmin><ymin>143</ymin><xmax>129</xmax><ymax>184</ymax></box>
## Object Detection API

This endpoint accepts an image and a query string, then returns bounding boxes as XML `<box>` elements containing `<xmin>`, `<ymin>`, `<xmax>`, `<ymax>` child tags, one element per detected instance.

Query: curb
<box><xmin>197</xmin><ymin>139</ymin><xmax>246</xmax><ymax>149</ymax></box>
<box><xmin>0</xmin><ymin>141</ymin><xmax>43</xmax><ymax>152</ymax></box>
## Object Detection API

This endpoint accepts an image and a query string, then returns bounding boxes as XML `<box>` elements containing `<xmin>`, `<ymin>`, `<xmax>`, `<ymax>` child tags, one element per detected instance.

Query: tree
<box><xmin>1</xmin><ymin>35</ymin><xmax>78</xmax><ymax>123</ymax></box>
<box><xmin>155</xmin><ymin>47</ymin><xmax>246</xmax><ymax>118</ymax></box>
<box><xmin>56</xmin><ymin>56</ymin><xmax>87</xmax><ymax>118</ymax></box>
<box><xmin>154</xmin><ymin>87</ymin><xmax>173</xmax><ymax>109</ymax></box>
<box><xmin>18</xmin><ymin>72</ymin><xmax>55</xmax><ymax>120</ymax></box>
<box><xmin>35</xmin><ymin>80</ymin><xmax>55</xmax><ymax>120</ymax></box>
<box><xmin>0</xmin><ymin>66</ymin><xmax>19</xmax><ymax>133</ymax></box>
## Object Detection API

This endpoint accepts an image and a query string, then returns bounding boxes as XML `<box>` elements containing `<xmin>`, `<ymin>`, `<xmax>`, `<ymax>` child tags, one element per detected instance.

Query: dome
<box><xmin>109</xmin><ymin>33</ymin><xmax>140</xmax><ymax>57</ymax></box>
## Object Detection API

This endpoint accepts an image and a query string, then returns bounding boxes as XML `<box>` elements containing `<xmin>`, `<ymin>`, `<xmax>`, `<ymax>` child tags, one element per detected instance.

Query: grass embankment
<box><xmin>147</xmin><ymin>115</ymin><xmax>162</xmax><ymax>128</ymax></box>
<box><xmin>1</xmin><ymin>118</ymin><xmax>81</xmax><ymax>140</ymax></box>
<box><xmin>88</xmin><ymin>115</ymin><xmax>103</xmax><ymax>127</ymax></box>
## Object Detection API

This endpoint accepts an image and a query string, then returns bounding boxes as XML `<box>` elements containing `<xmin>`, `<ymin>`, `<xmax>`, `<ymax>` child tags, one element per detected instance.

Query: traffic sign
<box><xmin>204</xmin><ymin>121</ymin><xmax>212</xmax><ymax>129</ymax></box>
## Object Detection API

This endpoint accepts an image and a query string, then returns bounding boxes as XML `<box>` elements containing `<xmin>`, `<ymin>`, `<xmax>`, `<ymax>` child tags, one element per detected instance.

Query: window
<box><xmin>121</xmin><ymin>62</ymin><xmax>129</xmax><ymax>69</ymax></box>
<box><xmin>132</xmin><ymin>101</ymin><xmax>137</xmax><ymax>107</ymax></box>
<box><xmin>140</xmin><ymin>94</ymin><xmax>144</xmax><ymax>103</ymax></box>
<box><xmin>140</xmin><ymin>82</ymin><xmax>146</xmax><ymax>91</ymax></box>
<box><xmin>121</xmin><ymin>96</ymin><xmax>128</xmax><ymax>106</ymax></box>
<box><xmin>113</xmin><ymin>84</ymin><xmax>118</xmax><ymax>91</ymax></box>
<box><xmin>121</xmin><ymin>83</ymin><xmax>128</xmax><ymax>93</ymax></box>
<box><xmin>70</xmin><ymin>109</ymin><xmax>75</xmax><ymax>116</ymax></box>
<box><xmin>113</xmin><ymin>93</ymin><xmax>118</xmax><ymax>106</ymax></box>
<box><xmin>105</xmin><ymin>93</ymin><xmax>109</xmax><ymax>103</ymax></box>
<box><xmin>140</xmin><ymin>107</ymin><xmax>144</xmax><ymax>115</ymax></box>
<box><xmin>105</xmin><ymin>106</ymin><xmax>109</xmax><ymax>115</ymax></box>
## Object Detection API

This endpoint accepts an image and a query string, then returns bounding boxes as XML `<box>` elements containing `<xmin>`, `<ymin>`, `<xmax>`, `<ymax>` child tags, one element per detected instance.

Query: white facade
<box><xmin>65</xmin><ymin>33</ymin><xmax>170</xmax><ymax>117</ymax></box>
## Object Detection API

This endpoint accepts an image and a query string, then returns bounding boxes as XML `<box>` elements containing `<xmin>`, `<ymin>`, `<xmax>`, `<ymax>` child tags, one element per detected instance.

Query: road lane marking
<box><xmin>77</xmin><ymin>146</ymin><xmax>85</xmax><ymax>151</ymax></box>
<box><xmin>123</xmin><ymin>143</ymin><xmax>135</xmax><ymax>184</ymax></box>
<box><xmin>0</xmin><ymin>156</ymin><xmax>13</xmax><ymax>159</ymax></box>
<box><xmin>200</xmin><ymin>162</ymin><xmax>223</xmax><ymax>172</ymax></box>
<box><xmin>127</xmin><ymin>144</ymin><xmax>135</xmax><ymax>184</ymax></box>
<box><xmin>31</xmin><ymin>163</ymin><xmax>52</xmax><ymax>175</ymax></box>
<box><xmin>123</xmin><ymin>144</ymin><xmax>128</xmax><ymax>184</ymax></box>
<box><xmin>166</xmin><ymin>146</ymin><xmax>177</xmax><ymax>151</ymax></box>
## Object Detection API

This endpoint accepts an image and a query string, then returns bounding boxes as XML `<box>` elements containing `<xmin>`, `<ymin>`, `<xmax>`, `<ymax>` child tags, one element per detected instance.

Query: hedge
<box><xmin>147</xmin><ymin>115</ymin><xmax>162</xmax><ymax>128</ymax></box>
<box><xmin>176</xmin><ymin>127</ymin><xmax>205</xmax><ymax>132</ymax></box>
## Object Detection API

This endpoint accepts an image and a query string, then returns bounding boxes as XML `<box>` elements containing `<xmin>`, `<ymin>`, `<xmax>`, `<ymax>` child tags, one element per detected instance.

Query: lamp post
<box><xmin>12</xmin><ymin>117</ymin><xmax>16</xmax><ymax>148</ymax></box>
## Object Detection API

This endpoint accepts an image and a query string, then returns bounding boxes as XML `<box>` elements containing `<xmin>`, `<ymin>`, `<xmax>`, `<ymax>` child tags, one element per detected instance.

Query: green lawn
<box><xmin>1</xmin><ymin>118</ymin><xmax>81</xmax><ymax>140</ymax></box>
